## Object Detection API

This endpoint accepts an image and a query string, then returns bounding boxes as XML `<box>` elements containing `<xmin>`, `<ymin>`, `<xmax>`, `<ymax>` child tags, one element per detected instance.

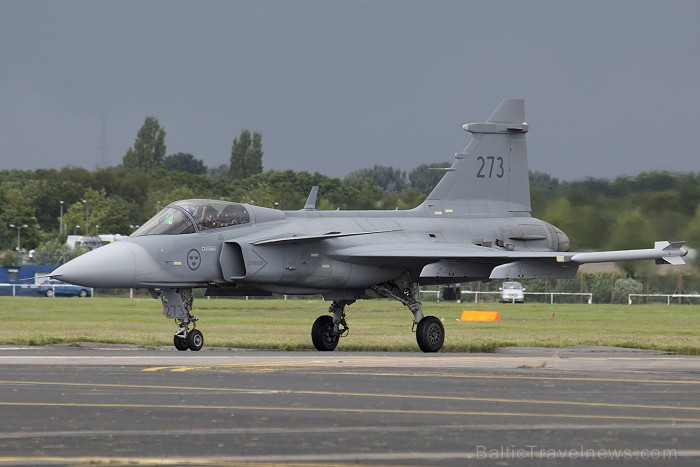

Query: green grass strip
<box><xmin>3</xmin><ymin>297</ymin><xmax>700</xmax><ymax>354</ymax></box>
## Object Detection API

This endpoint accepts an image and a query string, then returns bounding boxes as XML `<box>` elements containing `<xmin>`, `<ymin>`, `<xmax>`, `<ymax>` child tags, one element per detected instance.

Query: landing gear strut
<box><xmin>311</xmin><ymin>299</ymin><xmax>352</xmax><ymax>351</ymax></box>
<box><xmin>371</xmin><ymin>271</ymin><xmax>444</xmax><ymax>353</ymax></box>
<box><xmin>160</xmin><ymin>288</ymin><xmax>203</xmax><ymax>351</ymax></box>
<box><xmin>310</xmin><ymin>273</ymin><xmax>445</xmax><ymax>353</ymax></box>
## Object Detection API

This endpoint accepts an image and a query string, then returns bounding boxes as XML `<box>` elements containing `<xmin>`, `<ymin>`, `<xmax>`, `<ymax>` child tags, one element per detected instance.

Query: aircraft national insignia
<box><xmin>187</xmin><ymin>249</ymin><xmax>201</xmax><ymax>270</ymax></box>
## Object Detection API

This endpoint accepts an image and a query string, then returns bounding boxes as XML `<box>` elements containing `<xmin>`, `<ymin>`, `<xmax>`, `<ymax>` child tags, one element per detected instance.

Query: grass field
<box><xmin>3</xmin><ymin>297</ymin><xmax>700</xmax><ymax>353</ymax></box>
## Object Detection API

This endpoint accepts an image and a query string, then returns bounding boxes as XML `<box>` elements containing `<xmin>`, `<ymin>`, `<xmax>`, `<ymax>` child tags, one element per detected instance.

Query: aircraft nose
<box><xmin>51</xmin><ymin>242</ymin><xmax>156</xmax><ymax>288</ymax></box>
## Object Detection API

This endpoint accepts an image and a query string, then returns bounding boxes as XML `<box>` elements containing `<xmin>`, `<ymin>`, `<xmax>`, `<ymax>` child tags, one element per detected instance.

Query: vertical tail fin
<box><xmin>422</xmin><ymin>99</ymin><xmax>531</xmax><ymax>217</ymax></box>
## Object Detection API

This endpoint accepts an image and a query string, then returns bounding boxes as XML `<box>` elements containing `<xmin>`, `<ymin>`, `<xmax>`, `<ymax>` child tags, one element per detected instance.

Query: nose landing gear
<box><xmin>159</xmin><ymin>288</ymin><xmax>203</xmax><ymax>351</ymax></box>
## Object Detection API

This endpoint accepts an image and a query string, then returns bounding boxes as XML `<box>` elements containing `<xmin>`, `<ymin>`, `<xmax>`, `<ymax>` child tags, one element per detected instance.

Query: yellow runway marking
<box><xmin>142</xmin><ymin>362</ymin><xmax>700</xmax><ymax>386</ymax></box>
<box><xmin>142</xmin><ymin>357</ymin><xmax>424</xmax><ymax>372</ymax></box>
<box><xmin>0</xmin><ymin>400</ymin><xmax>699</xmax><ymax>423</ymax></box>
<box><xmin>0</xmin><ymin>379</ymin><xmax>698</xmax><ymax>413</ymax></box>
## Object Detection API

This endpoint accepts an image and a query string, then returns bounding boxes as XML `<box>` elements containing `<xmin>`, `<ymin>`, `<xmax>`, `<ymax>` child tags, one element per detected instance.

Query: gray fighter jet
<box><xmin>51</xmin><ymin>99</ymin><xmax>688</xmax><ymax>352</ymax></box>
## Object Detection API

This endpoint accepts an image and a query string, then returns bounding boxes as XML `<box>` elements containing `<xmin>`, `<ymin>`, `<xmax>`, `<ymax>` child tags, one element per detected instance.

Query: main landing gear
<box><xmin>159</xmin><ymin>288</ymin><xmax>203</xmax><ymax>351</ymax></box>
<box><xmin>311</xmin><ymin>299</ymin><xmax>352</xmax><ymax>351</ymax></box>
<box><xmin>311</xmin><ymin>272</ymin><xmax>445</xmax><ymax>353</ymax></box>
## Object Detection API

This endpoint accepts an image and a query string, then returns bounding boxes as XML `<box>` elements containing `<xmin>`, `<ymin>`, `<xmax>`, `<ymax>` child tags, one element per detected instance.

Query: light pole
<box><xmin>74</xmin><ymin>225</ymin><xmax>81</xmax><ymax>235</ymax></box>
<box><xmin>59</xmin><ymin>200</ymin><xmax>64</xmax><ymax>236</ymax></box>
<box><xmin>95</xmin><ymin>224</ymin><xmax>100</xmax><ymax>237</ymax></box>
<box><xmin>8</xmin><ymin>223</ymin><xmax>28</xmax><ymax>253</ymax></box>
<box><xmin>82</xmin><ymin>199</ymin><xmax>89</xmax><ymax>234</ymax></box>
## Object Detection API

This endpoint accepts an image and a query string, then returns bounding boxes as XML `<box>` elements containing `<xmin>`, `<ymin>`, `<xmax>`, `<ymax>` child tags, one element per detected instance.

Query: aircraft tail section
<box><xmin>421</xmin><ymin>99</ymin><xmax>531</xmax><ymax>217</ymax></box>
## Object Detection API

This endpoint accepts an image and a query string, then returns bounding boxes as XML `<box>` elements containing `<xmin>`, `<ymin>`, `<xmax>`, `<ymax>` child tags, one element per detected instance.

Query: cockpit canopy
<box><xmin>132</xmin><ymin>200</ymin><xmax>250</xmax><ymax>236</ymax></box>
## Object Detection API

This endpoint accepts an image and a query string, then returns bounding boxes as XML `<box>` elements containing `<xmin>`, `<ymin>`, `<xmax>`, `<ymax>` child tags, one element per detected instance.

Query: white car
<box><xmin>499</xmin><ymin>282</ymin><xmax>525</xmax><ymax>303</ymax></box>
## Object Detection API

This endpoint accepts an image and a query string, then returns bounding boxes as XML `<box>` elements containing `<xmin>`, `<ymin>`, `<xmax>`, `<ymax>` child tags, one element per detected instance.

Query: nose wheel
<box><xmin>173</xmin><ymin>318</ymin><xmax>203</xmax><ymax>351</ymax></box>
<box><xmin>186</xmin><ymin>329</ymin><xmax>204</xmax><ymax>351</ymax></box>
<box><xmin>174</xmin><ymin>335</ymin><xmax>188</xmax><ymax>351</ymax></box>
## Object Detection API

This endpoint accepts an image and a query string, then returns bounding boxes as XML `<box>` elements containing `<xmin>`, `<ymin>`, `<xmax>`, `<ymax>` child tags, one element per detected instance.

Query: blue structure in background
<box><xmin>0</xmin><ymin>265</ymin><xmax>56</xmax><ymax>296</ymax></box>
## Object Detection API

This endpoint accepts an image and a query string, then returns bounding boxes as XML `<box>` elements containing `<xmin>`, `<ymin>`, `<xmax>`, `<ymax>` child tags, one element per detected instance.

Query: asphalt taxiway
<box><xmin>1</xmin><ymin>344</ymin><xmax>699</xmax><ymax>466</ymax></box>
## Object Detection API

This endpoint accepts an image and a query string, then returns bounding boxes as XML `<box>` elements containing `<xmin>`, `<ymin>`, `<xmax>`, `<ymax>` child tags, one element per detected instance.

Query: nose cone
<box><xmin>52</xmin><ymin>242</ymin><xmax>159</xmax><ymax>288</ymax></box>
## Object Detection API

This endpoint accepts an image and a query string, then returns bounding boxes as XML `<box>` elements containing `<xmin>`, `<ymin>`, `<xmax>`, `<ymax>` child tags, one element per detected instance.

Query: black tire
<box><xmin>416</xmin><ymin>316</ymin><xmax>444</xmax><ymax>353</ymax></box>
<box><xmin>45</xmin><ymin>289</ymin><xmax>55</xmax><ymax>298</ymax></box>
<box><xmin>78</xmin><ymin>289</ymin><xmax>88</xmax><ymax>298</ymax></box>
<box><xmin>174</xmin><ymin>335</ymin><xmax>188</xmax><ymax>351</ymax></box>
<box><xmin>186</xmin><ymin>329</ymin><xmax>204</xmax><ymax>351</ymax></box>
<box><xmin>311</xmin><ymin>315</ymin><xmax>339</xmax><ymax>351</ymax></box>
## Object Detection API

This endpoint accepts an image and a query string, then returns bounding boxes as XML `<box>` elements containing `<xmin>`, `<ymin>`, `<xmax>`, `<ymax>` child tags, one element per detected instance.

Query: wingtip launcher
<box><xmin>568</xmin><ymin>241</ymin><xmax>688</xmax><ymax>265</ymax></box>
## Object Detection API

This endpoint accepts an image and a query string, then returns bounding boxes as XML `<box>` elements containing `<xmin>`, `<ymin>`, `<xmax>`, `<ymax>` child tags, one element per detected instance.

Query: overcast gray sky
<box><xmin>1</xmin><ymin>0</ymin><xmax>698</xmax><ymax>181</ymax></box>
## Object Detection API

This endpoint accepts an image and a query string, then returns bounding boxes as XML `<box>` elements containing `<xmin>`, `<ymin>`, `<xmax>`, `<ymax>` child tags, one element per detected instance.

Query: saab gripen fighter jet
<box><xmin>51</xmin><ymin>99</ymin><xmax>688</xmax><ymax>353</ymax></box>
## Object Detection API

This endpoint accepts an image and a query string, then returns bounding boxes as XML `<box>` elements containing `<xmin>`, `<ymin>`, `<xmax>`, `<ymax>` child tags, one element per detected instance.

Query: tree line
<box><xmin>1</xmin><ymin>116</ymin><xmax>699</xmax><ymax>279</ymax></box>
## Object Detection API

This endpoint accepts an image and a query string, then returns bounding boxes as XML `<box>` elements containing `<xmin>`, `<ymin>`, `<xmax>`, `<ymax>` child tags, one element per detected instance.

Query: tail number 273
<box><xmin>476</xmin><ymin>155</ymin><xmax>504</xmax><ymax>179</ymax></box>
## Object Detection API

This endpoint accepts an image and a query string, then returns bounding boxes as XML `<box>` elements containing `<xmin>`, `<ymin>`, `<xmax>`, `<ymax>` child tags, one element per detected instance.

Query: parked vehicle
<box><xmin>37</xmin><ymin>279</ymin><xmax>92</xmax><ymax>298</ymax></box>
<box><xmin>499</xmin><ymin>281</ymin><xmax>525</xmax><ymax>303</ymax></box>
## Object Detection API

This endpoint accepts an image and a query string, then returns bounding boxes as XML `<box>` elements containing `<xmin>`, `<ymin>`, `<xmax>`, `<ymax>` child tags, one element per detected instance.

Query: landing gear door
<box><xmin>161</xmin><ymin>289</ymin><xmax>190</xmax><ymax>319</ymax></box>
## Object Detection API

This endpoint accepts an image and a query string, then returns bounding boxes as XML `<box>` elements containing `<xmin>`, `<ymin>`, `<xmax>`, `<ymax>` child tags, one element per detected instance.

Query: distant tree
<box><xmin>529</xmin><ymin>171</ymin><xmax>560</xmax><ymax>191</ymax></box>
<box><xmin>346</xmin><ymin>165</ymin><xmax>407</xmax><ymax>193</ymax></box>
<box><xmin>33</xmin><ymin>238</ymin><xmax>75</xmax><ymax>266</ymax></box>
<box><xmin>682</xmin><ymin>205</ymin><xmax>700</xmax><ymax>270</ymax></box>
<box><xmin>62</xmin><ymin>188</ymin><xmax>131</xmax><ymax>236</ymax></box>
<box><xmin>32</xmin><ymin>167</ymin><xmax>95</xmax><ymax>234</ymax></box>
<box><xmin>377</xmin><ymin>189</ymin><xmax>426</xmax><ymax>210</ymax></box>
<box><xmin>94</xmin><ymin>166</ymin><xmax>149</xmax><ymax>205</ymax></box>
<box><xmin>607</xmin><ymin>210</ymin><xmax>656</xmax><ymax>276</ymax></box>
<box><xmin>123</xmin><ymin>116</ymin><xmax>166</xmax><ymax>170</ymax></box>
<box><xmin>0</xmin><ymin>182</ymin><xmax>41</xmax><ymax>250</ymax></box>
<box><xmin>229</xmin><ymin>129</ymin><xmax>263</xmax><ymax>180</ymax></box>
<box><xmin>612</xmin><ymin>277</ymin><xmax>644</xmax><ymax>304</ymax></box>
<box><xmin>607</xmin><ymin>210</ymin><xmax>656</xmax><ymax>251</ymax></box>
<box><xmin>396</xmin><ymin>190</ymin><xmax>426</xmax><ymax>210</ymax></box>
<box><xmin>208</xmin><ymin>164</ymin><xmax>230</xmax><ymax>180</ymax></box>
<box><xmin>229</xmin><ymin>178</ymin><xmax>274</xmax><ymax>206</ymax></box>
<box><xmin>329</xmin><ymin>179</ymin><xmax>380</xmax><ymax>210</ymax></box>
<box><xmin>160</xmin><ymin>186</ymin><xmax>198</xmax><ymax>207</ymax></box>
<box><xmin>634</xmin><ymin>171</ymin><xmax>679</xmax><ymax>192</ymax></box>
<box><xmin>541</xmin><ymin>198</ymin><xmax>606</xmax><ymax>249</ymax></box>
<box><xmin>408</xmin><ymin>162</ymin><xmax>450</xmax><ymax>194</ymax></box>
<box><xmin>164</xmin><ymin>152</ymin><xmax>207</xmax><ymax>175</ymax></box>
<box><xmin>683</xmin><ymin>205</ymin><xmax>700</xmax><ymax>245</ymax></box>
<box><xmin>678</xmin><ymin>174</ymin><xmax>700</xmax><ymax>216</ymax></box>
<box><xmin>589</xmin><ymin>272</ymin><xmax>625</xmax><ymax>304</ymax></box>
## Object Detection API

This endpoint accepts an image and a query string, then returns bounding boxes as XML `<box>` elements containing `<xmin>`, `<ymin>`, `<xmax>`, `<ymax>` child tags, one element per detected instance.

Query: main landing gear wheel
<box><xmin>370</xmin><ymin>271</ymin><xmax>445</xmax><ymax>352</ymax></box>
<box><xmin>186</xmin><ymin>329</ymin><xmax>204</xmax><ymax>351</ymax></box>
<box><xmin>416</xmin><ymin>316</ymin><xmax>444</xmax><ymax>353</ymax></box>
<box><xmin>311</xmin><ymin>315</ymin><xmax>339</xmax><ymax>351</ymax></box>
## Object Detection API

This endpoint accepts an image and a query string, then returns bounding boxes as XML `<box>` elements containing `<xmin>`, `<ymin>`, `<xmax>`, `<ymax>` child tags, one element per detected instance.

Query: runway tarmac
<box><xmin>1</xmin><ymin>344</ymin><xmax>699</xmax><ymax>466</ymax></box>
